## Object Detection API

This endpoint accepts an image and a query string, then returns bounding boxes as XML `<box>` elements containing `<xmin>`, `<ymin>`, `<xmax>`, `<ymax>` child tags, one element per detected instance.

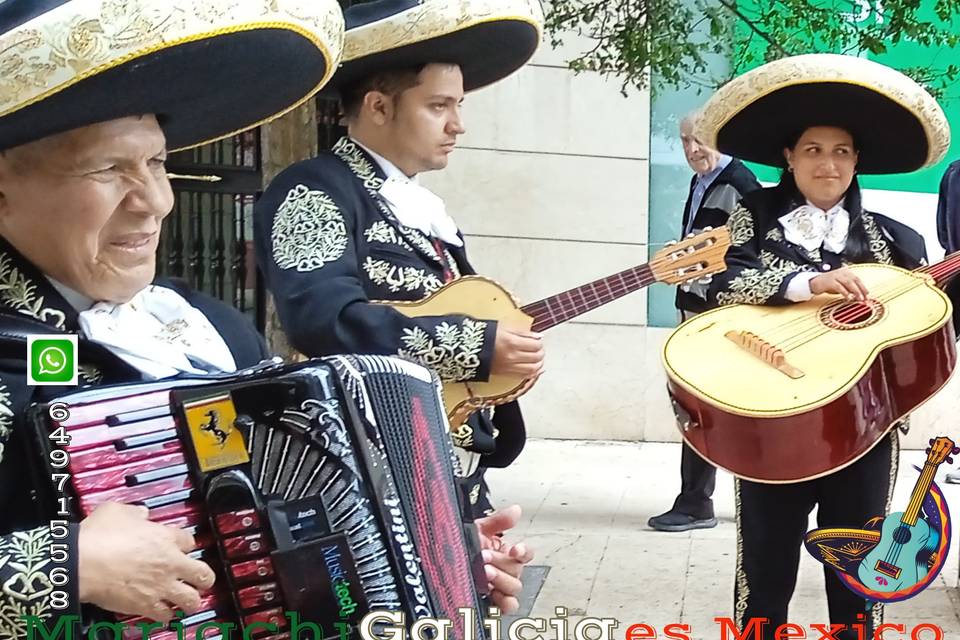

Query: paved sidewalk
<box><xmin>486</xmin><ymin>440</ymin><xmax>960</xmax><ymax>638</ymax></box>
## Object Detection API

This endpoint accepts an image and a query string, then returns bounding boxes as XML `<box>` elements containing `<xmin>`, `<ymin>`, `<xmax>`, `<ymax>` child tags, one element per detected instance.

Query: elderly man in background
<box><xmin>647</xmin><ymin>113</ymin><xmax>760</xmax><ymax>532</ymax></box>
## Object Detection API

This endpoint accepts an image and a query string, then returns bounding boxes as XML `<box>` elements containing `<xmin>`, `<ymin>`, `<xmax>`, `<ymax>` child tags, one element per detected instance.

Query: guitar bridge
<box><xmin>725</xmin><ymin>330</ymin><xmax>805</xmax><ymax>379</ymax></box>
<box><xmin>874</xmin><ymin>560</ymin><xmax>901</xmax><ymax>580</ymax></box>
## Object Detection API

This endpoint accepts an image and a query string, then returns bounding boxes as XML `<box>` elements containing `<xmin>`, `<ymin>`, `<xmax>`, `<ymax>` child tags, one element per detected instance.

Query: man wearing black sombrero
<box><xmin>695</xmin><ymin>54</ymin><xmax>950</xmax><ymax>639</ymax></box>
<box><xmin>0</xmin><ymin>0</ymin><xmax>345</xmax><ymax>635</ymax></box>
<box><xmin>255</xmin><ymin>0</ymin><xmax>545</xmax><ymax>526</ymax></box>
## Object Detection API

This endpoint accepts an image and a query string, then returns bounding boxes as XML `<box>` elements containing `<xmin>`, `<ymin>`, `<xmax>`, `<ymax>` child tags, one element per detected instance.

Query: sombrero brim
<box><xmin>331</xmin><ymin>0</ymin><xmax>542</xmax><ymax>93</ymax></box>
<box><xmin>695</xmin><ymin>54</ymin><xmax>951</xmax><ymax>175</ymax></box>
<box><xmin>0</xmin><ymin>1</ymin><xmax>345</xmax><ymax>151</ymax></box>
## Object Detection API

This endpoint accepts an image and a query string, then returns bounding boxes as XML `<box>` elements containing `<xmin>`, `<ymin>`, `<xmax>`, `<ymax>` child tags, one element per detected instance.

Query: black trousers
<box><xmin>734</xmin><ymin>433</ymin><xmax>897</xmax><ymax>640</ymax></box>
<box><xmin>673</xmin><ymin>442</ymin><xmax>717</xmax><ymax>519</ymax></box>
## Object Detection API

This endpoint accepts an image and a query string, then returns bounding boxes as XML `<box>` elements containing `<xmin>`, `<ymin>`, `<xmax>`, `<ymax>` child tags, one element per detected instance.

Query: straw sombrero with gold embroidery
<box><xmin>694</xmin><ymin>53</ymin><xmax>951</xmax><ymax>174</ymax></box>
<box><xmin>330</xmin><ymin>0</ymin><xmax>543</xmax><ymax>93</ymax></box>
<box><xmin>0</xmin><ymin>0</ymin><xmax>345</xmax><ymax>151</ymax></box>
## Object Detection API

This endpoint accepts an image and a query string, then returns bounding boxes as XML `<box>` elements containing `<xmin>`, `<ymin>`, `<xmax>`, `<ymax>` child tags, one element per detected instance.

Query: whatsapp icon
<box><xmin>28</xmin><ymin>335</ymin><xmax>78</xmax><ymax>385</ymax></box>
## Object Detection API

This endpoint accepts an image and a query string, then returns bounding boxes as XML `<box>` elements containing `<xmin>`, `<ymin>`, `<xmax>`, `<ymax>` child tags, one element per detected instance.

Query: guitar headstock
<box><xmin>650</xmin><ymin>227</ymin><xmax>731</xmax><ymax>286</ymax></box>
<box><xmin>926</xmin><ymin>436</ymin><xmax>959</xmax><ymax>466</ymax></box>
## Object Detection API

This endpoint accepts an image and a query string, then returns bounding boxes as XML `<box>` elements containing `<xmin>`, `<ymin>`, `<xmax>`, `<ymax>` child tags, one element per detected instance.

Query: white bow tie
<box><xmin>378</xmin><ymin>175</ymin><xmax>463</xmax><ymax>247</ymax></box>
<box><xmin>78</xmin><ymin>285</ymin><xmax>237</xmax><ymax>379</ymax></box>
<box><xmin>778</xmin><ymin>204</ymin><xmax>850</xmax><ymax>253</ymax></box>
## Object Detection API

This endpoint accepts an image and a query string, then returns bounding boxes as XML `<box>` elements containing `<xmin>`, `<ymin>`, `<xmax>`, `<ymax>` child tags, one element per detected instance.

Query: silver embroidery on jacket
<box><xmin>399</xmin><ymin>319</ymin><xmax>487</xmax><ymax>382</ymax></box>
<box><xmin>362</xmin><ymin>258</ymin><xmax>443</xmax><ymax>295</ymax></box>
<box><xmin>272</xmin><ymin>184</ymin><xmax>348</xmax><ymax>272</ymax></box>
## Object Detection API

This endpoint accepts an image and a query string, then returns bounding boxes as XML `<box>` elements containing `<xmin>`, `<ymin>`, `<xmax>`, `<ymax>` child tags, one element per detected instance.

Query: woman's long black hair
<box><xmin>774</xmin><ymin>126</ymin><xmax>875</xmax><ymax>263</ymax></box>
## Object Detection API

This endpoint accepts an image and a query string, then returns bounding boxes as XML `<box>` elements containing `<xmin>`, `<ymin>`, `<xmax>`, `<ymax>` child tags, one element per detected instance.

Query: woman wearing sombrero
<box><xmin>0</xmin><ymin>0</ymin><xmax>344</xmax><ymax>635</ymax></box>
<box><xmin>255</xmin><ymin>0</ymin><xmax>543</xmax><ymax>600</ymax></box>
<box><xmin>698</xmin><ymin>54</ymin><xmax>950</xmax><ymax>638</ymax></box>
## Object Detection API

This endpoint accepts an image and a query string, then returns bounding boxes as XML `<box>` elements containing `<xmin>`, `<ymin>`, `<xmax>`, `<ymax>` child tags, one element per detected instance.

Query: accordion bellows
<box><xmin>29</xmin><ymin>355</ymin><xmax>486</xmax><ymax>640</ymax></box>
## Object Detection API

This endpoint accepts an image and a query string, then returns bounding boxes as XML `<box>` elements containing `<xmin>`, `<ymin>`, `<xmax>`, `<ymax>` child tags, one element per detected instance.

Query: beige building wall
<box><xmin>422</xmin><ymin>40</ymin><xmax>957</xmax><ymax>451</ymax></box>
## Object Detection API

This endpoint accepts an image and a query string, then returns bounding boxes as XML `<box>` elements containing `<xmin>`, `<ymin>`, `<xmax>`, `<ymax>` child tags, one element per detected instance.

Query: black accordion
<box><xmin>28</xmin><ymin>355</ymin><xmax>487</xmax><ymax>640</ymax></box>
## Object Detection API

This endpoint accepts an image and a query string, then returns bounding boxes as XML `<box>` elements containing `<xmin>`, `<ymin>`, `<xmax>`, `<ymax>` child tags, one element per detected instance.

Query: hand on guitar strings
<box><xmin>491</xmin><ymin>326</ymin><xmax>546</xmax><ymax>381</ymax></box>
<box><xmin>475</xmin><ymin>504</ymin><xmax>535</xmax><ymax>614</ymax></box>
<box><xmin>78</xmin><ymin>502</ymin><xmax>216</xmax><ymax>622</ymax></box>
<box><xmin>810</xmin><ymin>266</ymin><xmax>870</xmax><ymax>301</ymax></box>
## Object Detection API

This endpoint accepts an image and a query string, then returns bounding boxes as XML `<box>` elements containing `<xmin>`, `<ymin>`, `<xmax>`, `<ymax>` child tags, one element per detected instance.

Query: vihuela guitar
<box><xmin>857</xmin><ymin>436</ymin><xmax>957</xmax><ymax>592</ymax></box>
<box><xmin>663</xmin><ymin>254</ymin><xmax>960</xmax><ymax>483</ymax></box>
<box><xmin>385</xmin><ymin>227</ymin><xmax>731</xmax><ymax>429</ymax></box>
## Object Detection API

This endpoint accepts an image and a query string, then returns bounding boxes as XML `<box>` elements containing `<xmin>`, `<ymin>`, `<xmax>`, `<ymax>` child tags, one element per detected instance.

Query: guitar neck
<box><xmin>918</xmin><ymin>250</ymin><xmax>960</xmax><ymax>285</ymax></box>
<box><xmin>901</xmin><ymin>462</ymin><xmax>938</xmax><ymax>527</ymax></box>
<box><xmin>520</xmin><ymin>263</ymin><xmax>656</xmax><ymax>332</ymax></box>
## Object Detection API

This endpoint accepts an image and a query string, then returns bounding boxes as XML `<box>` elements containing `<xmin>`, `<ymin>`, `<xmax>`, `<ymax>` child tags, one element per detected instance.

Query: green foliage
<box><xmin>543</xmin><ymin>0</ymin><xmax>960</xmax><ymax>97</ymax></box>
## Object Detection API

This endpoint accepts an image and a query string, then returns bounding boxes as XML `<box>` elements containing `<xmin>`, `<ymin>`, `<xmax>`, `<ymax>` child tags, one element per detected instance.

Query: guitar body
<box><xmin>383</xmin><ymin>276</ymin><xmax>534</xmax><ymax>429</ymax></box>
<box><xmin>856</xmin><ymin>512</ymin><xmax>937</xmax><ymax>592</ymax></box>
<box><xmin>663</xmin><ymin>264</ymin><xmax>957</xmax><ymax>482</ymax></box>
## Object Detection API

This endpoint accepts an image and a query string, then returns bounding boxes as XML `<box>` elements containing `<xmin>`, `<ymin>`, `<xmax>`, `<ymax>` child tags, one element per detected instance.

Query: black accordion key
<box><xmin>71</xmin><ymin>452</ymin><xmax>185</xmax><ymax>493</ymax></box>
<box><xmin>77</xmin><ymin>474</ymin><xmax>192</xmax><ymax>515</ymax></box>
<box><xmin>69</xmin><ymin>437</ymin><xmax>181</xmax><ymax>473</ymax></box>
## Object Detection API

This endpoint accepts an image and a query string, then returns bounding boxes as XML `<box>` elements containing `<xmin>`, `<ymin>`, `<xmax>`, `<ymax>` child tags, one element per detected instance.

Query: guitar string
<box><xmin>778</xmin><ymin>261</ymin><xmax>960</xmax><ymax>349</ymax></box>
<box><xmin>742</xmin><ymin>253</ymin><xmax>960</xmax><ymax>347</ymax></box>
<box><xmin>522</xmin><ymin>245</ymin><xmax>728</xmax><ymax>329</ymax></box>
<box><xmin>777</xmin><ymin>278</ymin><xmax>924</xmax><ymax>350</ymax></box>
<box><xmin>751</xmin><ymin>257</ymin><xmax>960</xmax><ymax>351</ymax></box>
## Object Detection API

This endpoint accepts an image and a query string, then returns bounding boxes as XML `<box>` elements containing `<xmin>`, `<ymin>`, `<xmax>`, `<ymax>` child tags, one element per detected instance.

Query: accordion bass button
<box><xmin>214</xmin><ymin>509</ymin><xmax>261</xmax><ymax>536</ymax></box>
<box><xmin>222</xmin><ymin>532</ymin><xmax>268</xmax><ymax>559</ymax></box>
<box><xmin>243</xmin><ymin>608</ymin><xmax>287</xmax><ymax>631</ymax></box>
<box><xmin>229</xmin><ymin>557</ymin><xmax>275</xmax><ymax>583</ymax></box>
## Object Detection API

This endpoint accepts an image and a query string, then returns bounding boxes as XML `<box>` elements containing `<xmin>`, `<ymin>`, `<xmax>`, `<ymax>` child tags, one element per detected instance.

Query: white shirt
<box><xmin>352</xmin><ymin>138</ymin><xmax>463</xmax><ymax>247</ymax></box>
<box><xmin>46</xmin><ymin>278</ymin><xmax>239</xmax><ymax>380</ymax></box>
<box><xmin>782</xmin><ymin>201</ymin><xmax>850</xmax><ymax>302</ymax></box>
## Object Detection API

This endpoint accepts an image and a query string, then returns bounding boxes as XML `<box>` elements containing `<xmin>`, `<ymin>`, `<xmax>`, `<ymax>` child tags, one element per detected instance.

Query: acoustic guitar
<box><xmin>663</xmin><ymin>254</ymin><xmax>960</xmax><ymax>483</ymax></box>
<box><xmin>857</xmin><ymin>436</ymin><xmax>957</xmax><ymax>592</ymax></box>
<box><xmin>386</xmin><ymin>227</ymin><xmax>731</xmax><ymax>429</ymax></box>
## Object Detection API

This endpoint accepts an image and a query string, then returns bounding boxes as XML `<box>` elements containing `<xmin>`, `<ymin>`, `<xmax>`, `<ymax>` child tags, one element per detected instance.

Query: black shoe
<box><xmin>647</xmin><ymin>508</ymin><xmax>717</xmax><ymax>532</ymax></box>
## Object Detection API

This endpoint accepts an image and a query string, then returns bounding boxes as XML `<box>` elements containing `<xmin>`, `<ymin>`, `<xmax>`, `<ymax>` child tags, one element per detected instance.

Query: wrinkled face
<box><xmin>384</xmin><ymin>63</ymin><xmax>466</xmax><ymax>174</ymax></box>
<box><xmin>784</xmin><ymin>126</ymin><xmax>859</xmax><ymax>210</ymax></box>
<box><xmin>0</xmin><ymin>116</ymin><xmax>173</xmax><ymax>304</ymax></box>
<box><xmin>680</xmin><ymin>119</ymin><xmax>721</xmax><ymax>175</ymax></box>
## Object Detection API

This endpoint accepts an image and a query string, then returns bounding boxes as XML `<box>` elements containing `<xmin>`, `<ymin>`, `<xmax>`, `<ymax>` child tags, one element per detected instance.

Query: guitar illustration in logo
<box><xmin>804</xmin><ymin>435</ymin><xmax>955</xmax><ymax>603</ymax></box>
<box><xmin>857</xmin><ymin>436</ymin><xmax>955</xmax><ymax>592</ymax></box>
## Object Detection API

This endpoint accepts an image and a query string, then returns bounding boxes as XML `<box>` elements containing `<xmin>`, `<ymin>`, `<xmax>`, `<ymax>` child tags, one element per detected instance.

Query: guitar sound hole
<box><xmin>892</xmin><ymin>526</ymin><xmax>912</xmax><ymax>544</ymax></box>
<box><xmin>819</xmin><ymin>300</ymin><xmax>885</xmax><ymax>330</ymax></box>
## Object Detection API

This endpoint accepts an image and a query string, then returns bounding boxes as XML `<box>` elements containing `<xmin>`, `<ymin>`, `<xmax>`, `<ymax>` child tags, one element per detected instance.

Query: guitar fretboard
<box><xmin>918</xmin><ymin>250</ymin><xmax>960</xmax><ymax>284</ymax></box>
<box><xmin>520</xmin><ymin>264</ymin><xmax>656</xmax><ymax>332</ymax></box>
<box><xmin>902</xmin><ymin>461</ymin><xmax>938</xmax><ymax>527</ymax></box>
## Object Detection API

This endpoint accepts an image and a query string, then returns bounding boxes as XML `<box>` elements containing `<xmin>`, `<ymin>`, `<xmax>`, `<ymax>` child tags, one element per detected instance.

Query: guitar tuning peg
<box><xmin>953</xmin><ymin>446</ymin><xmax>960</xmax><ymax>455</ymax></box>
<box><xmin>930</xmin><ymin>438</ymin><xmax>936</xmax><ymax>445</ymax></box>
<box><xmin>703</xmin><ymin>226</ymin><xmax>713</xmax><ymax>231</ymax></box>
<box><xmin>947</xmin><ymin>457</ymin><xmax>955</xmax><ymax>465</ymax></box>
<box><xmin>925</xmin><ymin>447</ymin><xmax>931</xmax><ymax>455</ymax></box>
<box><xmin>698</xmin><ymin>275</ymin><xmax>714</xmax><ymax>285</ymax></box>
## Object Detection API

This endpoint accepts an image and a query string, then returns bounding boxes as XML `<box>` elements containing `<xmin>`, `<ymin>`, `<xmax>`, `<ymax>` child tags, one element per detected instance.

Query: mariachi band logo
<box><xmin>804</xmin><ymin>435</ymin><xmax>955</xmax><ymax>603</ymax></box>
